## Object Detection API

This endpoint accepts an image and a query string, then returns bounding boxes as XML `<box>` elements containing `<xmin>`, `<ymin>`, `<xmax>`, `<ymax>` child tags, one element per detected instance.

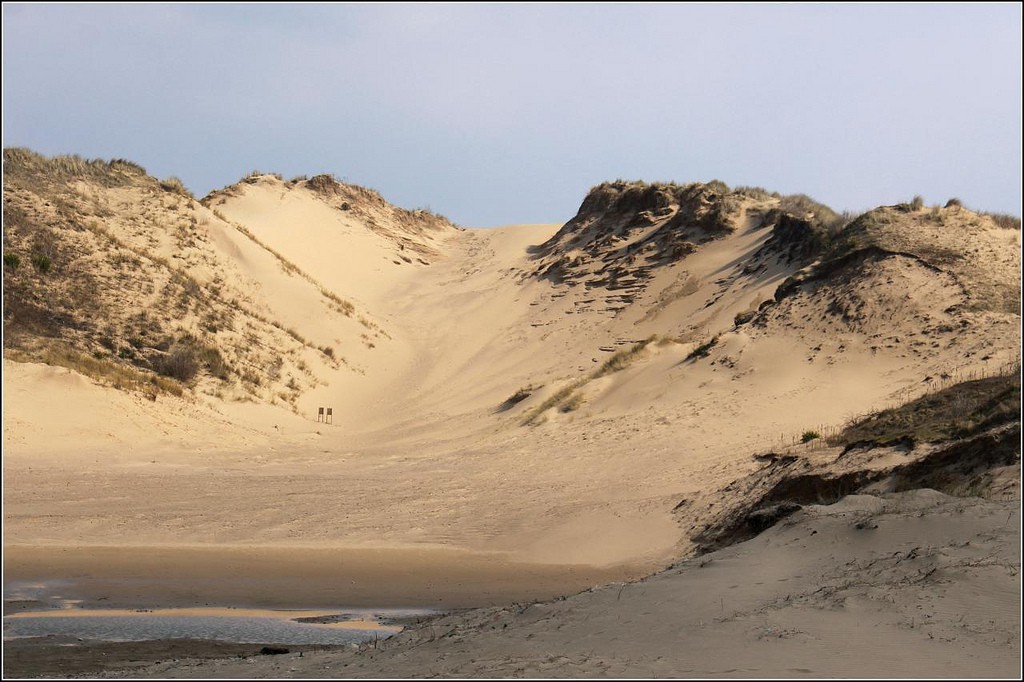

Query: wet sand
<box><xmin>3</xmin><ymin>544</ymin><xmax>640</xmax><ymax>677</ymax></box>
<box><xmin>3</xmin><ymin>544</ymin><xmax>639</xmax><ymax>610</ymax></box>
<box><xmin>1</xmin><ymin>636</ymin><xmax>350</xmax><ymax>679</ymax></box>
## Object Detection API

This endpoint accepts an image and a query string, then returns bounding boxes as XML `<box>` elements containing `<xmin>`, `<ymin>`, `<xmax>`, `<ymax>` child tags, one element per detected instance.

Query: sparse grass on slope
<box><xmin>497</xmin><ymin>384</ymin><xmax>542</xmax><ymax>412</ymax></box>
<box><xmin>6</xmin><ymin>345</ymin><xmax>184</xmax><ymax>399</ymax></box>
<box><xmin>690</xmin><ymin>369</ymin><xmax>1021</xmax><ymax>555</ymax></box>
<box><xmin>519</xmin><ymin>336</ymin><xmax>659</xmax><ymax>425</ymax></box>
<box><xmin>519</xmin><ymin>379</ymin><xmax>589</xmax><ymax>426</ymax></box>
<box><xmin>212</xmin><ymin>210</ymin><xmax>356</xmax><ymax>317</ymax></box>
<box><xmin>593</xmin><ymin>335</ymin><xmax>658</xmax><ymax>378</ymax></box>
<box><xmin>4</xmin><ymin>147</ymin><xmax>148</xmax><ymax>190</ymax></box>
<box><xmin>831</xmin><ymin>372</ymin><xmax>1021</xmax><ymax>449</ymax></box>
<box><xmin>3</xmin><ymin>148</ymin><xmax>347</xmax><ymax>408</ymax></box>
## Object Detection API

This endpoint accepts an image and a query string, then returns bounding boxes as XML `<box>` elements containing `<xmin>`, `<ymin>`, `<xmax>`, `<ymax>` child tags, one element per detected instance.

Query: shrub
<box><xmin>734</xmin><ymin>310</ymin><xmax>755</xmax><ymax>326</ymax></box>
<box><xmin>910</xmin><ymin>195</ymin><xmax>924</xmax><ymax>211</ymax></box>
<box><xmin>198</xmin><ymin>345</ymin><xmax>229</xmax><ymax>380</ymax></box>
<box><xmin>983</xmin><ymin>212</ymin><xmax>1021</xmax><ymax>230</ymax></box>
<box><xmin>160</xmin><ymin>176</ymin><xmax>193</xmax><ymax>198</ymax></box>
<box><xmin>734</xmin><ymin>186</ymin><xmax>772</xmax><ymax>201</ymax></box>
<box><xmin>705</xmin><ymin>179</ymin><xmax>731</xmax><ymax>195</ymax></box>
<box><xmin>31</xmin><ymin>254</ymin><xmax>51</xmax><ymax>273</ymax></box>
<box><xmin>509</xmin><ymin>386</ymin><xmax>534</xmax><ymax>402</ymax></box>
<box><xmin>241</xmin><ymin>369</ymin><xmax>263</xmax><ymax>386</ymax></box>
<box><xmin>284</xmin><ymin>327</ymin><xmax>307</xmax><ymax>344</ymax></box>
<box><xmin>4</xmin><ymin>253</ymin><xmax>20</xmax><ymax>270</ymax></box>
<box><xmin>779</xmin><ymin>194</ymin><xmax>840</xmax><ymax>224</ymax></box>
<box><xmin>945</xmin><ymin>198</ymin><xmax>962</xmax><ymax>209</ymax></box>
<box><xmin>307</xmin><ymin>174</ymin><xmax>341</xmax><ymax>195</ymax></box>
<box><xmin>157</xmin><ymin>345</ymin><xmax>199</xmax><ymax>382</ymax></box>
<box><xmin>801</xmin><ymin>430</ymin><xmax>821</xmax><ymax>443</ymax></box>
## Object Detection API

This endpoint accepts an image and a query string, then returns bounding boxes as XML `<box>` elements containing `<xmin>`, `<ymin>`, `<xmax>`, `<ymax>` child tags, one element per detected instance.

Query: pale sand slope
<box><xmin>105</xmin><ymin>490</ymin><xmax>1022</xmax><ymax>679</ymax></box>
<box><xmin>4</xmin><ymin>180</ymin><xmax>1020</xmax><ymax>584</ymax></box>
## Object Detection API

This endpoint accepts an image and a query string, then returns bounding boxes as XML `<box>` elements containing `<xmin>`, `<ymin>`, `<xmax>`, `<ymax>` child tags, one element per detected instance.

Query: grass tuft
<box><xmin>686</xmin><ymin>335</ymin><xmax>719</xmax><ymax>361</ymax></box>
<box><xmin>801</xmin><ymin>430</ymin><xmax>821</xmax><ymax>443</ymax></box>
<box><xmin>594</xmin><ymin>336</ymin><xmax>657</xmax><ymax>378</ymax></box>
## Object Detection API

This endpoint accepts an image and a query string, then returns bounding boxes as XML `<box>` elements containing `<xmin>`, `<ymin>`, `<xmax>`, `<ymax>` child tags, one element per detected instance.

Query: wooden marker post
<box><xmin>326</xmin><ymin>407</ymin><xmax>333</xmax><ymax>425</ymax></box>
<box><xmin>317</xmin><ymin>407</ymin><xmax>324</xmax><ymax>423</ymax></box>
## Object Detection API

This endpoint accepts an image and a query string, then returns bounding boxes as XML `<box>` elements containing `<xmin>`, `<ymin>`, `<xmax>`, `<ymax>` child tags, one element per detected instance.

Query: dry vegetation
<box><xmin>210</xmin><ymin>208</ymin><xmax>356</xmax><ymax>317</ymax></box>
<box><xmin>2</xmin><ymin>148</ymin><xmax>351</xmax><ymax>407</ymax></box>
<box><xmin>831</xmin><ymin>372</ymin><xmax>1021</xmax><ymax>448</ymax></box>
<box><xmin>524</xmin><ymin>179</ymin><xmax>865</xmax><ymax>319</ymax></box>
<box><xmin>518</xmin><ymin>336</ymin><xmax>660</xmax><ymax>425</ymax></box>
<box><xmin>686</xmin><ymin>365</ymin><xmax>1021</xmax><ymax>559</ymax></box>
<box><xmin>203</xmin><ymin>170</ymin><xmax>456</xmax><ymax>263</ymax></box>
<box><xmin>5</xmin><ymin>346</ymin><xmax>183</xmax><ymax>399</ymax></box>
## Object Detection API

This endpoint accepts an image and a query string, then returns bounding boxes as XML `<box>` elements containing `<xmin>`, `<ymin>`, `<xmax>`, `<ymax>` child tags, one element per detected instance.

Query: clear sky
<box><xmin>3</xmin><ymin>3</ymin><xmax>1021</xmax><ymax>226</ymax></box>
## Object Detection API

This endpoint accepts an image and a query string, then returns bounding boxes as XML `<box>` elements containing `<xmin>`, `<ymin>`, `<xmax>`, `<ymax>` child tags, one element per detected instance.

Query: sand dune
<box><xmin>4</xmin><ymin>164</ymin><xmax>1018</xmax><ymax>562</ymax></box>
<box><xmin>2</xmin><ymin>153</ymin><xmax>1020</xmax><ymax>677</ymax></box>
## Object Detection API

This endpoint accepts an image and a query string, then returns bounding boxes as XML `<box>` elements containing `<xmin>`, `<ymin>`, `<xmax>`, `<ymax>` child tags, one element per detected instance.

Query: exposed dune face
<box><xmin>3</xmin><ymin>150</ymin><xmax>1020</xmax><ymax>576</ymax></box>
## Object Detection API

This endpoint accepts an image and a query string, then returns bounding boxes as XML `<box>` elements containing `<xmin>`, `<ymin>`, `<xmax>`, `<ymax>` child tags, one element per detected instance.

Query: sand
<box><xmin>3</xmin><ymin>544</ymin><xmax>633</xmax><ymax>611</ymax></box>
<box><xmin>3</xmin><ymin>174</ymin><xmax>1021</xmax><ymax>678</ymax></box>
<box><xmin>96</xmin><ymin>491</ymin><xmax>1022</xmax><ymax>678</ymax></box>
<box><xmin>1</xmin><ymin>637</ymin><xmax>348</xmax><ymax>680</ymax></box>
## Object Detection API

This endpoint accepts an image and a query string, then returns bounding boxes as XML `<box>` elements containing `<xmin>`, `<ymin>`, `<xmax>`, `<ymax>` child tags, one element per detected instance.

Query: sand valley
<box><xmin>3</xmin><ymin>149</ymin><xmax>1020</xmax><ymax>677</ymax></box>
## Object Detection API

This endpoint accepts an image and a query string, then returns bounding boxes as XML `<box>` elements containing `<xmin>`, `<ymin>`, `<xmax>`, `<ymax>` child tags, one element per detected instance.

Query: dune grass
<box><xmin>686</xmin><ymin>335</ymin><xmax>719</xmax><ymax>361</ymax></box>
<box><xmin>519</xmin><ymin>336</ymin><xmax>660</xmax><ymax>425</ymax></box>
<box><xmin>4</xmin><ymin>147</ymin><xmax>148</xmax><ymax>189</ymax></box>
<box><xmin>831</xmin><ymin>372</ymin><xmax>1021</xmax><ymax>448</ymax></box>
<box><xmin>218</xmin><ymin>215</ymin><xmax>357</xmax><ymax>317</ymax></box>
<box><xmin>593</xmin><ymin>335</ymin><xmax>658</xmax><ymax>378</ymax></box>
<box><xmin>7</xmin><ymin>345</ymin><xmax>184</xmax><ymax>398</ymax></box>
<box><xmin>519</xmin><ymin>379</ymin><xmax>589</xmax><ymax>426</ymax></box>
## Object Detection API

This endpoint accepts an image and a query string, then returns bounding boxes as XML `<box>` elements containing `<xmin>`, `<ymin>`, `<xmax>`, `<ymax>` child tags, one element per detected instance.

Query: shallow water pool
<box><xmin>3</xmin><ymin>606</ymin><xmax>431</xmax><ymax>646</ymax></box>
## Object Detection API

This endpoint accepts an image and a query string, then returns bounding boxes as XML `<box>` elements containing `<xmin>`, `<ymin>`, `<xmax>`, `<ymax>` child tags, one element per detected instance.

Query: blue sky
<box><xmin>3</xmin><ymin>3</ymin><xmax>1021</xmax><ymax>226</ymax></box>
